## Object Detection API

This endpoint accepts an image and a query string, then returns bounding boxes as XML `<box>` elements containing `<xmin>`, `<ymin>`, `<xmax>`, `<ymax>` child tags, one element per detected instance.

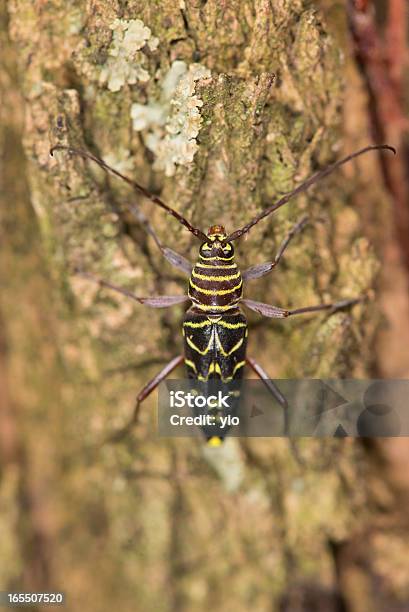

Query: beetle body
<box><xmin>183</xmin><ymin>226</ymin><xmax>247</xmax><ymax>444</ymax></box>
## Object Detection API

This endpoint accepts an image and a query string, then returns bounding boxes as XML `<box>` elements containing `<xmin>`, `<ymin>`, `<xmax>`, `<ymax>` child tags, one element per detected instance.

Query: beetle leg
<box><xmin>241</xmin><ymin>299</ymin><xmax>289</xmax><ymax>318</ymax></box>
<box><xmin>162</xmin><ymin>247</ymin><xmax>193</xmax><ymax>275</ymax></box>
<box><xmin>246</xmin><ymin>357</ymin><xmax>289</xmax><ymax>434</ymax></box>
<box><xmin>242</xmin><ymin>215</ymin><xmax>309</xmax><ymax>281</ymax></box>
<box><xmin>76</xmin><ymin>270</ymin><xmax>189</xmax><ymax>308</ymax></box>
<box><xmin>242</xmin><ymin>296</ymin><xmax>363</xmax><ymax>318</ymax></box>
<box><xmin>105</xmin><ymin>355</ymin><xmax>184</xmax><ymax>444</ymax></box>
<box><xmin>246</xmin><ymin>357</ymin><xmax>306</xmax><ymax>464</ymax></box>
<box><xmin>127</xmin><ymin>203</ymin><xmax>193</xmax><ymax>275</ymax></box>
<box><xmin>286</xmin><ymin>297</ymin><xmax>363</xmax><ymax>316</ymax></box>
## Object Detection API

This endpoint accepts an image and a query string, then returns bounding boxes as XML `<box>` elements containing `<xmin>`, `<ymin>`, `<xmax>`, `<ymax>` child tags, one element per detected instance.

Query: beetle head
<box><xmin>199</xmin><ymin>225</ymin><xmax>235</xmax><ymax>259</ymax></box>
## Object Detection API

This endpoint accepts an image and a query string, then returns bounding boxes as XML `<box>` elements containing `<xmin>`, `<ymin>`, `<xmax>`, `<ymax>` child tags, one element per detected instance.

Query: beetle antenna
<box><xmin>50</xmin><ymin>145</ymin><xmax>208</xmax><ymax>242</ymax></box>
<box><xmin>225</xmin><ymin>144</ymin><xmax>396</xmax><ymax>242</ymax></box>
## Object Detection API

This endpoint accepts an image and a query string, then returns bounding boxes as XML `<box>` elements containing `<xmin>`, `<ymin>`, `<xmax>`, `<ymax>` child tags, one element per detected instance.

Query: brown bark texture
<box><xmin>0</xmin><ymin>1</ymin><xmax>408</xmax><ymax>611</ymax></box>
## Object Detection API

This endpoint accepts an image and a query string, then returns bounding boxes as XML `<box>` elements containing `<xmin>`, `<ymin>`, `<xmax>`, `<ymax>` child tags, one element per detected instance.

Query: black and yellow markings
<box><xmin>206</xmin><ymin>233</ymin><xmax>229</xmax><ymax>242</ymax></box>
<box><xmin>195</xmin><ymin>263</ymin><xmax>237</xmax><ymax>270</ymax></box>
<box><xmin>184</xmin><ymin>328</ymin><xmax>214</xmax><ymax>355</ymax></box>
<box><xmin>183</xmin><ymin>325</ymin><xmax>244</xmax><ymax>358</ymax></box>
<box><xmin>229</xmin><ymin>360</ymin><xmax>246</xmax><ymax>377</ymax></box>
<box><xmin>215</xmin><ymin>319</ymin><xmax>247</xmax><ymax>330</ymax></box>
<box><xmin>183</xmin><ymin>309</ymin><xmax>248</xmax><ymax>383</ymax></box>
<box><xmin>188</xmin><ymin>279</ymin><xmax>243</xmax><ymax>295</ymax></box>
<box><xmin>184</xmin><ymin>230</ymin><xmax>247</xmax><ymax>384</ymax></box>
<box><xmin>189</xmin><ymin>267</ymin><xmax>243</xmax><ymax>310</ymax></box>
<box><xmin>188</xmin><ymin>302</ymin><xmax>240</xmax><ymax>312</ymax></box>
<box><xmin>198</xmin><ymin>255</ymin><xmax>235</xmax><ymax>261</ymax></box>
<box><xmin>183</xmin><ymin>319</ymin><xmax>213</xmax><ymax>329</ymax></box>
<box><xmin>184</xmin><ymin>358</ymin><xmax>197</xmax><ymax>374</ymax></box>
<box><xmin>191</xmin><ymin>270</ymin><xmax>241</xmax><ymax>282</ymax></box>
<box><xmin>184</xmin><ymin>358</ymin><xmax>245</xmax><ymax>383</ymax></box>
<box><xmin>183</xmin><ymin>317</ymin><xmax>246</xmax><ymax>330</ymax></box>
<box><xmin>215</xmin><ymin>333</ymin><xmax>244</xmax><ymax>357</ymax></box>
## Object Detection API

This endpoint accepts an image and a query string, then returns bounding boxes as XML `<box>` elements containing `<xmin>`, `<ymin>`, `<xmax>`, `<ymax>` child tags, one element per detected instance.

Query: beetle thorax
<box><xmin>188</xmin><ymin>227</ymin><xmax>243</xmax><ymax>312</ymax></box>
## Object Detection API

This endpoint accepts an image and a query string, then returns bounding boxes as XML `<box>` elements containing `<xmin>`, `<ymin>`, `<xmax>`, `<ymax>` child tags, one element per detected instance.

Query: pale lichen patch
<box><xmin>99</xmin><ymin>19</ymin><xmax>159</xmax><ymax>92</ymax></box>
<box><xmin>131</xmin><ymin>61</ymin><xmax>211</xmax><ymax>176</ymax></box>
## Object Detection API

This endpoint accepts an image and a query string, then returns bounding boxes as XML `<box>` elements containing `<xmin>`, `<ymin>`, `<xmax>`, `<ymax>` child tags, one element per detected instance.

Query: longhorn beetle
<box><xmin>50</xmin><ymin>143</ymin><xmax>395</xmax><ymax>445</ymax></box>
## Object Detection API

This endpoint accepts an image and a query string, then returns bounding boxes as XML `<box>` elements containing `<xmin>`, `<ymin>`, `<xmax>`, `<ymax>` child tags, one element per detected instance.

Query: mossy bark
<box><xmin>0</xmin><ymin>2</ymin><xmax>405</xmax><ymax>612</ymax></box>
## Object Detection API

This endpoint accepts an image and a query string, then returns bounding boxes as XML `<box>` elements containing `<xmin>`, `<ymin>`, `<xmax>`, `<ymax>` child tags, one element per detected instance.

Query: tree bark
<box><xmin>0</xmin><ymin>1</ymin><xmax>407</xmax><ymax>611</ymax></box>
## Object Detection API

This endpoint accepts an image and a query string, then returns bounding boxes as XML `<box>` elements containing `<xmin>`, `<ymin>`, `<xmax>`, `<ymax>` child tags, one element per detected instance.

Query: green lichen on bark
<box><xmin>0</xmin><ymin>1</ymin><xmax>399</xmax><ymax>611</ymax></box>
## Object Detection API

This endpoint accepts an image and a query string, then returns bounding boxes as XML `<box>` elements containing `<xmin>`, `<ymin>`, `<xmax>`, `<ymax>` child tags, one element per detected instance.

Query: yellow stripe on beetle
<box><xmin>199</xmin><ymin>255</ymin><xmax>235</xmax><ymax>262</ymax></box>
<box><xmin>183</xmin><ymin>318</ymin><xmax>246</xmax><ymax>329</ymax></box>
<box><xmin>215</xmin><ymin>331</ymin><xmax>244</xmax><ymax>357</ymax></box>
<box><xmin>195</xmin><ymin>359</ymin><xmax>246</xmax><ymax>382</ymax></box>
<box><xmin>192</xmin><ymin>270</ymin><xmax>241</xmax><ymax>282</ymax></box>
<box><xmin>190</xmin><ymin>301</ymin><xmax>240</xmax><ymax>312</ymax></box>
<box><xmin>217</xmin><ymin>319</ymin><xmax>246</xmax><ymax>329</ymax></box>
<box><xmin>183</xmin><ymin>319</ymin><xmax>213</xmax><ymax>329</ymax></box>
<box><xmin>184</xmin><ymin>358</ymin><xmax>197</xmax><ymax>373</ymax></box>
<box><xmin>189</xmin><ymin>279</ymin><xmax>243</xmax><ymax>296</ymax></box>
<box><xmin>220</xmin><ymin>361</ymin><xmax>246</xmax><ymax>382</ymax></box>
<box><xmin>195</xmin><ymin>263</ymin><xmax>237</xmax><ymax>270</ymax></box>
<box><xmin>185</xmin><ymin>333</ymin><xmax>213</xmax><ymax>355</ymax></box>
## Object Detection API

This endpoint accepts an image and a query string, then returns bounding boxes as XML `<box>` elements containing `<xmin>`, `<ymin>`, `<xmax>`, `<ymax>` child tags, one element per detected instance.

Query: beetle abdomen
<box><xmin>183</xmin><ymin>308</ymin><xmax>248</xmax><ymax>382</ymax></box>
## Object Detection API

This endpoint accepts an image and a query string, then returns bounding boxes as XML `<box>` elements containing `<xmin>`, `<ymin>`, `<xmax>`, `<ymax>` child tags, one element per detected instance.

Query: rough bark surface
<box><xmin>1</xmin><ymin>1</ymin><xmax>407</xmax><ymax>611</ymax></box>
